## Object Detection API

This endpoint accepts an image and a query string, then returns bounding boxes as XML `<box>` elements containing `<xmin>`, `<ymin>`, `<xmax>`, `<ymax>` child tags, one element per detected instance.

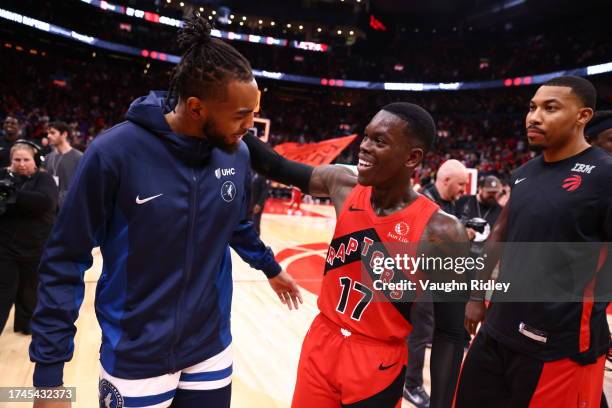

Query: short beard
<box><xmin>202</xmin><ymin>120</ymin><xmax>238</xmax><ymax>153</ymax></box>
<box><xmin>481</xmin><ymin>198</ymin><xmax>497</xmax><ymax>207</ymax></box>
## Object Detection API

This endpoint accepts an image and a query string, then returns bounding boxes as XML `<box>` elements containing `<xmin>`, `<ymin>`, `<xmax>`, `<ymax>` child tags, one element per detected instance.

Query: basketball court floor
<box><xmin>0</xmin><ymin>199</ymin><xmax>610</xmax><ymax>407</ymax></box>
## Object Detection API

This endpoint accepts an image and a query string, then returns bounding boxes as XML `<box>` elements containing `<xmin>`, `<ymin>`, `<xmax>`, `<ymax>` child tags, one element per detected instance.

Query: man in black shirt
<box><xmin>404</xmin><ymin>158</ymin><xmax>468</xmax><ymax>408</ymax></box>
<box><xmin>457</xmin><ymin>76</ymin><xmax>612</xmax><ymax>407</ymax></box>
<box><xmin>421</xmin><ymin>159</ymin><xmax>468</xmax><ymax>216</ymax></box>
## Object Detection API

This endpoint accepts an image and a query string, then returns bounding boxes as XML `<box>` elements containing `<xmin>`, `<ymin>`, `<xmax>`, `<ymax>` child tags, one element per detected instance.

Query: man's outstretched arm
<box><xmin>243</xmin><ymin>132</ymin><xmax>356</xmax><ymax>198</ymax></box>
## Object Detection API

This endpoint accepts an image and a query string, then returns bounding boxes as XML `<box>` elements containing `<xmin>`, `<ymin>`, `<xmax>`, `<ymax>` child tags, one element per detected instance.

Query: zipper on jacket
<box><xmin>169</xmin><ymin>162</ymin><xmax>200</xmax><ymax>372</ymax></box>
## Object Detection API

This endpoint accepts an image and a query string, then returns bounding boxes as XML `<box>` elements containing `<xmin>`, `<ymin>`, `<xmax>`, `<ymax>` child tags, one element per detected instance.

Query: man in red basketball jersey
<box><xmin>244</xmin><ymin>102</ymin><xmax>469</xmax><ymax>407</ymax></box>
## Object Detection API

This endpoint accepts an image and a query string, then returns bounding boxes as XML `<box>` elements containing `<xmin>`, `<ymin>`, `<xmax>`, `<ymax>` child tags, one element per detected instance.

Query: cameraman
<box><xmin>457</xmin><ymin>175</ymin><xmax>503</xmax><ymax>257</ymax></box>
<box><xmin>0</xmin><ymin>141</ymin><xmax>58</xmax><ymax>334</ymax></box>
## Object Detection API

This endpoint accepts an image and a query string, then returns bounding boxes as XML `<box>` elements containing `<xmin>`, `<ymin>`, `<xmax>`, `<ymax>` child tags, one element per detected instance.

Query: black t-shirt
<box><xmin>484</xmin><ymin>146</ymin><xmax>612</xmax><ymax>362</ymax></box>
<box><xmin>422</xmin><ymin>184</ymin><xmax>457</xmax><ymax>216</ymax></box>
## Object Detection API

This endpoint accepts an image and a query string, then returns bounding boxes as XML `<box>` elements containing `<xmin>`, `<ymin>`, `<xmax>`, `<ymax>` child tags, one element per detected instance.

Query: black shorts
<box><xmin>454</xmin><ymin>330</ymin><xmax>605</xmax><ymax>408</ymax></box>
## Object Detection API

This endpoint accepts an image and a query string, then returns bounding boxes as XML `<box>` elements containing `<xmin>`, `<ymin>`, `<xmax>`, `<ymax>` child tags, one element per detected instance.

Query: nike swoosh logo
<box><xmin>135</xmin><ymin>194</ymin><xmax>163</xmax><ymax>204</ymax></box>
<box><xmin>349</xmin><ymin>205</ymin><xmax>365</xmax><ymax>212</ymax></box>
<box><xmin>378</xmin><ymin>362</ymin><xmax>398</xmax><ymax>371</ymax></box>
<box><xmin>514</xmin><ymin>178</ymin><xmax>527</xmax><ymax>185</ymax></box>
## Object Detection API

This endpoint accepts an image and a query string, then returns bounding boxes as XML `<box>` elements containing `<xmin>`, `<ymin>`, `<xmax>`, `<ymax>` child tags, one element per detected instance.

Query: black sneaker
<box><xmin>403</xmin><ymin>385</ymin><xmax>430</xmax><ymax>408</ymax></box>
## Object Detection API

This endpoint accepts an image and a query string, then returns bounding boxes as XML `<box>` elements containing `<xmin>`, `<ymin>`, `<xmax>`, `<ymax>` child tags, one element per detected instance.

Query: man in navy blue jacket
<box><xmin>30</xmin><ymin>13</ymin><xmax>302</xmax><ymax>408</ymax></box>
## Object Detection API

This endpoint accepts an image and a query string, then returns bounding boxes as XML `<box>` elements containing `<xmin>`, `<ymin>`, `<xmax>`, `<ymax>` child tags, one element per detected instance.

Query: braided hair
<box><xmin>165</xmin><ymin>12</ymin><xmax>253</xmax><ymax>111</ymax></box>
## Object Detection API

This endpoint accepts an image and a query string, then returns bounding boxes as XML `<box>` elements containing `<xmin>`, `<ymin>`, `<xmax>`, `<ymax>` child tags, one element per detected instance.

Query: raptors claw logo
<box><xmin>562</xmin><ymin>174</ymin><xmax>582</xmax><ymax>192</ymax></box>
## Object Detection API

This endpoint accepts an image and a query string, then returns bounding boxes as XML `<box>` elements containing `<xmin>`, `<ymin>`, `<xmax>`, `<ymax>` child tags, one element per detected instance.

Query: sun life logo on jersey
<box><xmin>394</xmin><ymin>222</ymin><xmax>410</xmax><ymax>236</ymax></box>
<box><xmin>387</xmin><ymin>222</ymin><xmax>410</xmax><ymax>243</ymax></box>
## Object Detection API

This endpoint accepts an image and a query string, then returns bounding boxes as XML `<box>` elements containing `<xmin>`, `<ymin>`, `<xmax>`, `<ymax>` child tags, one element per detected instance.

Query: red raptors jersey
<box><xmin>318</xmin><ymin>184</ymin><xmax>439</xmax><ymax>341</ymax></box>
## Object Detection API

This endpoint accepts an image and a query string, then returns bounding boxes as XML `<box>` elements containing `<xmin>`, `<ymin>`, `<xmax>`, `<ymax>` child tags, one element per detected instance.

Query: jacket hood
<box><xmin>125</xmin><ymin>90</ymin><xmax>212</xmax><ymax>165</ymax></box>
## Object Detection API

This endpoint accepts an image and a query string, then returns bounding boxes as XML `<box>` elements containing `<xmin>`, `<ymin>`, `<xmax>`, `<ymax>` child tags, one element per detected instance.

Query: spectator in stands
<box><xmin>0</xmin><ymin>116</ymin><xmax>22</xmax><ymax>167</ymax></box>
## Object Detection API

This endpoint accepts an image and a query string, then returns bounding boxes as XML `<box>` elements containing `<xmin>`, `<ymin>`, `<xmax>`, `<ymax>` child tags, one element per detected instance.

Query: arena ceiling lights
<box><xmin>78</xmin><ymin>0</ymin><xmax>330</xmax><ymax>53</ymax></box>
<box><xmin>2</xmin><ymin>7</ymin><xmax>612</xmax><ymax>92</ymax></box>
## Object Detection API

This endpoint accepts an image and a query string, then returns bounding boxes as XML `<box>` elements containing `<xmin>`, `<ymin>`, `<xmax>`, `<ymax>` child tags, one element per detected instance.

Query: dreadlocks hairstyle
<box><xmin>165</xmin><ymin>12</ymin><xmax>253</xmax><ymax>111</ymax></box>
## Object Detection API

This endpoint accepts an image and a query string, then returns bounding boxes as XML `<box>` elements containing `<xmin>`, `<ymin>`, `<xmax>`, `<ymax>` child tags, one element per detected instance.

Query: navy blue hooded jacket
<box><xmin>29</xmin><ymin>91</ymin><xmax>281</xmax><ymax>387</ymax></box>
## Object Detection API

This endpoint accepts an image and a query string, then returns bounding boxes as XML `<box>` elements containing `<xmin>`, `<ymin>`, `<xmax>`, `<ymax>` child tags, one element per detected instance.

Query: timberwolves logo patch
<box><xmin>221</xmin><ymin>180</ymin><xmax>236</xmax><ymax>202</ymax></box>
<box><xmin>99</xmin><ymin>379</ymin><xmax>123</xmax><ymax>408</ymax></box>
